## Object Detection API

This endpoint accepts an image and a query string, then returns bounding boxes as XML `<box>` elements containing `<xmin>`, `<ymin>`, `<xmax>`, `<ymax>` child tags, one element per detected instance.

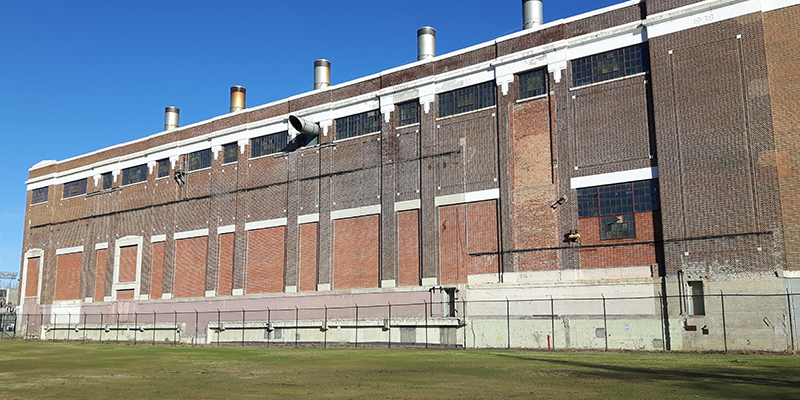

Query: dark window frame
<box><xmin>156</xmin><ymin>159</ymin><xmax>170</xmax><ymax>178</ymax></box>
<box><xmin>438</xmin><ymin>81</ymin><xmax>496</xmax><ymax>118</ymax></box>
<box><xmin>518</xmin><ymin>68</ymin><xmax>548</xmax><ymax>99</ymax></box>
<box><xmin>187</xmin><ymin>149</ymin><xmax>212</xmax><ymax>172</ymax></box>
<box><xmin>101</xmin><ymin>172</ymin><xmax>113</xmax><ymax>190</ymax></box>
<box><xmin>31</xmin><ymin>187</ymin><xmax>49</xmax><ymax>204</ymax></box>
<box><xmin>397</xmin><ymin>100</ymin><xmax>420</xmax><ymax>127</ymax></box>
<box><xmin>335</xmin><ymin>110</ymin><xmax>381</xmax><ymax>140</ymax></box>
<box><xmin>576</xmin><ymin>179</ymin><xmax>659</xmax><ymax>241</ymax></box>
<box><xmin>571</xmin><ymin>43</ymin><xmax>649</xmax><ymax>88</ymax></box>
<box><xmin>121</xmin><ymin>164</ymin><xmax>148</xmax><ymax>186</ymax></box>
<box><xmin>251</xmin><ymin>131</ymin><xmax>289</xmax><ymax>158</ymax></box>
<box><xmin>223</xmin><ymin>143</ymin><xmax>238</xmax><ymax>164</ymax></box>
<box><xmin>63</xmin><ymin>179</ymin><xmax>87</xmax><ymax>198</ymax></box>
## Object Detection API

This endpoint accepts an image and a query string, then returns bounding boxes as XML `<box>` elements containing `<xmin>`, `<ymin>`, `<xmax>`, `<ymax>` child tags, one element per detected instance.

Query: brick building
<box><xmin>18</xmin><ymin>0</ymin><xmax>800</xmax><ymax>350</ymax></box>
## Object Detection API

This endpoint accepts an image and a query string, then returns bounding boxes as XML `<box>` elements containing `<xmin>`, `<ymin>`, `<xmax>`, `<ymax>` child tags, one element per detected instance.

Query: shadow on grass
<box><xmin>494</xmin><ymin>353</ymin><xmax>800</xmax><ymax>399</ymax></box>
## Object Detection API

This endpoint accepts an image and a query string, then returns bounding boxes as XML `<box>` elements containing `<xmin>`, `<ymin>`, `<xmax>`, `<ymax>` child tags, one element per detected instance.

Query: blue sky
<box><xmin>0</xmin><ymin>0</ymin><xmax>621</xmax><ymax>281</ymax></box>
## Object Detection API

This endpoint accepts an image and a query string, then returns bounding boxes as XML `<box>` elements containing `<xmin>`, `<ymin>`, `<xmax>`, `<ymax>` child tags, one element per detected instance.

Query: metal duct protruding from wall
<box><xmin>417</xmin><ymin>26</ymin><xmax>436</xmax><ymax>61</ymax></box>
<box><xmin>522</xmin><ymin>0</ymin><xmax>543</xmax><ymax>30</ymax></box>
<box><xmin>289</xmin><ymin>115</ymin><xmax>320</xmax><ymax>136</ymax></box>
<box><xmin>230</xmin><ymin>85</ymin><xmax>246</xmax><ymax>112</ymax></box>
<box><xmin>314</xmin><ymin>59</ymin><xmax>331</xmax><ymax>90</ymax></box>
<box><xmin>164</xmin><ymin>106</ymin><xmax>180</xmax><ymax>131</ymax></box>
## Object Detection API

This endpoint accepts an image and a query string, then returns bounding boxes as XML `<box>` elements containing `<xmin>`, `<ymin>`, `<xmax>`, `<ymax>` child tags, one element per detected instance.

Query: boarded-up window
<box><xmin>333</xmin><ymin>215</ymin><xmax>379</xmax><ymax>290</ymax></box>
<box><xmin>439</xmin><ymin>200</ymin><xmax>498</xmax><ymax>284</ymax></box>
<box><xmin>299</xmin><ymin>223</ymin><xmax>318</xmax><ymax>292</ymax></box>
<box><xmin>218</xmin><ymin>233</ymin><xmax>235</xmax><ymax>296</ymax></box>
<box><xmin>398</xmin><ymin>210</ymin><xmax>420</xmax><ymax>287</ymax></box>
<box><xmin>25</xmin><ymin>257</ymin><xmax>40</xmax><ymax>298</ymax></box>
<box><xmin>118</xmin><ymin>245</ymin><xmax>137</xmax><ymax>283</ymax></box>
<box><xmin>94</xmin><ymin>249</ymin><xmax>108</xmax><ymax>302</ymax></box>
<box><xmin>174</xmin><ymin>237</ymin><xmax>208</xmax><ymax>298</ymax></box>
<box><xmin>55</xmin><ymin>253</ymin><xmax>82</xmax><ymax>301</ymax></box>
<box><xmin>151</xmin><ymin>242</ymin><xmax>165</xmax><ymax>299</ymax></box>
<box><xmin>246</xmin><ymin>227</ymin><xmax>285</xmax><ymax>294</ymax></box>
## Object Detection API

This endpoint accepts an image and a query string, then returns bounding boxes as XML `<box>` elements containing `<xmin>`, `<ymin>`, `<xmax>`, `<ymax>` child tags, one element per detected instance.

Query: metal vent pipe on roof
<box><xmin>314</xmin><ymin>59</ymin><xmax>331</xmax><ymax>90</ymax></box>
<box><xmin>417</xmin><ymin>26</ymin><xmax>436</xmax><ymax>60</ymax></box>
<box><xmin>230</xmin><ymin>85</ymin><xmax>246</xmax><ymax>112</ymax></box>
<box><xmin>522</xmin><ymin>0</ymin><xmax>543</xmax><ymax>29</ymax></box>
<box><xmin>164</xmin><ymin>106</ymin><xmax>180</xmax><ymax>131</ymax></box>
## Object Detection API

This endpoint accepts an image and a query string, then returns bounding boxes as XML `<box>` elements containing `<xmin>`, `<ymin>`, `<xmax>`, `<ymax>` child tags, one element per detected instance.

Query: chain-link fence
<box><xmin>6</xmin><ymin>293</ymin><xmax>799</xmax><ymax>353</ymax></box>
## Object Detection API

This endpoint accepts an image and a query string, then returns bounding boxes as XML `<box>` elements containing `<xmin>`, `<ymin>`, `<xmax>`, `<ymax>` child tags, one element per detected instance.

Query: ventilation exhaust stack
<box><xmin>164</xmin><ymin>106</ymin><xmax>180</xmax><ymax>131</ymax></box>
<box><xmin>289</xmin><ymin>115</ymin><xmax>320</xmax><ymax>136</ymax></box>
<box><xmin>230</xmin><ymin>85</ymin><xmax>246</xmax><ymax>112</ymax></box>
<box><xmin>314</xmin><ymin>59</ymin><xmax>331</xmax><ymax>90</ymax></box>
<box><xmin>522</xmin><ymin>0</ymin><xmax>543</xmax><ymax>30</ymax></box>
<box><xmin>417</xmin><ymin>27</ymin><xmax>436</xmax><ymax>61</ymax></box>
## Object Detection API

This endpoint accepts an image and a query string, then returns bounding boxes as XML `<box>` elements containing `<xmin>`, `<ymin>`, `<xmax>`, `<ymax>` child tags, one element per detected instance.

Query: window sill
<box><xmin>396</xmin><ymin>122</ymin><xmax>420</xmax><ymax>129</ymax></box>
<box><xmin>333</xmin><ymin>131</ymin><xmax>381</xmax><ymax>144</ymax></box>
<box><xmin>516</xmin><ymin>93</ymin><xmax>548</xmax><ymax>103</ymax></box>
<box><xmin>186</xmin><ymin>167</ymin><xmax>211</xmax><ymax>174</ymax></box>
<box><xmin>436</xmin><ymin>105</ymin><xmax>496</xmax><ymax>121</ymax></box>
<box><xmin>569</xmin><ymin>71</ymin><xmax>647</xmax><ymax>91</ymax></box>
<box><xmin>120</xmin><ymin>180</ymin><xmax>147</xmax><ymax>188</ymax></box>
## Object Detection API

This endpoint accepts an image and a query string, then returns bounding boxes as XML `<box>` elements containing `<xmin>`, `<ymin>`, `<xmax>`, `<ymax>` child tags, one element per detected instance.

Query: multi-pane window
<box><xmin>251</xmin><ymin>131</ymin><xmax>289</xmax><ymax>158</ymax></box>
<box><xmin>518</xmin><ymin>68</ymin><xmax>547</xmax><ymax>99</ymax></box>
<box><xmin>601</xmin><ymin>214</ymin><xmax>635</xmax><ymax>240</ymax></box>
<box><xmin>335</xmin><ymin>110</ymin><xmax>381</xmax><ymax>140</ymax></box>
<box><xmin>31</xmin><ymin>187</ymin><xmax>48</xmax><ymax>204</ymax></box>
<box><xmin>223</xmin><ymin>143</ymin><xmax>238</xmax><ymax>164</ymax></box>
<box><xmin>438</xmin><ymin>81</ymin><xmax>496</xmax><ymax>118</ymax></box>
<box><xmin>122</xmin><ymin>164</ymin><xmax>148</xmax><ymax>185</ymax></box>
<box><xmin>571</xmin><ymin>43</ymin><xmax>649</xmax><ymax>87</ymax></box>
<box><xmin>101</xmin><ymin>172</ymin><xmax>112</xmax><ymax>190</ymax></box>
<box><xmin>63</xmin><ymin>179</ymin><xmax>87</xmax><ymax>198</ymax></box>
<box><xmin>398</xmin><ymin>101</ymin><xmax>420</xmax><ymax>126</ymax></box>
<box><xmin>577</xmin><ymin>180</ymin><xmax>658</xmax><ymax>218</ymax></box>
<box><xmin>187</xmin><ymin>149</ymin><xmax>212</xmax><ymax>171</ymax></box>
<box><xmin>157</xmin><ymin>159</ymin><xmax>170</xmax><ymax>178</ymax></box>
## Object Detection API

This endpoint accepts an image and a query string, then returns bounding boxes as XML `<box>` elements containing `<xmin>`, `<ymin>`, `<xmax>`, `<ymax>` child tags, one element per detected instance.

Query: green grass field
<box><xmin>1</xmin><ymin>341</ymin><xmax>799</xmax><ymax>399</ymax></box>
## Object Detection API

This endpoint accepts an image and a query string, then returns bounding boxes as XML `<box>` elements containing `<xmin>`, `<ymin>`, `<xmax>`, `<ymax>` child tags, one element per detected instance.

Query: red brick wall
<box><xmin>174</xmin><ymin>237</ymin><xmax>208</xmax><ymax>298</ymax></box>
<box><xmin>218</xmin><ymin>233</ymin><xmax>234</xmax><ymax>295</ymax></box>
<box><xmin>55</xmin><ymin>253</ymin><xmax>81</xmax><ymax>301</ymax></box>
<box><xmin>116</xmin><ymin>289</ymin><xmax>135</xmax><ymax>300</ymax></box>
<box><xmin>118</xmin><ymin>245</ymin><xmax>137</xmax><ymax>282</ymax></box>
<box><xmin>25</xmin><ymin>257</ymin><xmax>39</xmax><ymax>297</ymax></box>
<box><xmin>333</xmin><ymin>215</ymin><xmax>379</xmax><ymax>290</ymax></box>
<box><xmin>299</xmin><ymin>223</ymin><xmax>318</xmax><ymax>292</ymax></box>
<box><xmin>439</xmin><ymin>200</ymin><xmax>499</xmax><ymax>284</ymax></box>
<box><xmin>94</xmin><ymin>249</ymin><xmax>107</xmax><ymax>301</ymax></box>
<box><xmin>577</xmin><ymin>211</ymin><xmax>659</xmax><ymax>268</ymax></box>
<box><xmin>398</xmin><ymin>210</ymin><xmax>420</xmax><ymax>287</ymax></box>
<box><xmin>246</xmin><ymin>227</ymin><xmax>285</xmax><ymax>294</ymax></box>
<box><xmin>150</xmin><ymin>242</ymin><xmax>164</xmax><ymax>299</ymax></box>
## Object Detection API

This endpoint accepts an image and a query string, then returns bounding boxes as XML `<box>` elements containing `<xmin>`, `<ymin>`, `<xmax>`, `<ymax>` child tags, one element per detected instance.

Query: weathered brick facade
<box><xmin>18</xmin><ymin>0</ymin><xmax>800</xmax><ymax>352</ymax></box>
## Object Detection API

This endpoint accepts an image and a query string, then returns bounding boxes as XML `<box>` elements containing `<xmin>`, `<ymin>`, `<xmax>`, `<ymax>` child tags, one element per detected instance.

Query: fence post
<box><xmin>324</xmin><ymin>305</ymin><xmax>328</xmax><ymax>349</ymax></box>
<box><xmin>242</xmin><ymin>309</ymin><xmax>246</xmax><ymax>347</ymax></box>
<box><xmin>267</xmin><ymin>307</ymin><xmax>271</xmax><ymax>348</ymax></box>
<box><xmin>66</xmin><ymin>313</ymin><xmax>71</xmax><ymax>342</ymax></box>
<box><xmin>116</xmin><ymin>312</ymin><xmax>120</xmax><ymax>344</ymax></box>
<box><xmin>602</xmin><ymin>295</ymin><xmax>608</xmax><ymax>352</ymax></box>
<box><xmin>658</xmin><ymin>294</ymin><xmax>665</xmax><ymax>351</ymax></box>
<box><xmin>355</xmin><ymin>304</ymin><xmax>359</xmax><ymax>349</ymax></box>
<box><xmin>506</xmin><ymin>297</ymin><xmax>511</xmax><ymax>349</ymax></box>
<box><xmin>424</xmin><ymin>300</ymin><xmax>428</xmax><ymax>349</ymax></box>
<box><xmin>83</xmin><ymin>312</ymin><xmax>87</xmax><ymax>343</ymax></box>
<box><xmin>295</xmin><ymin>306</ymin><xmax>299</xmax><ymax>348</ymax></box>
<box><xmin>388</xmin><ymin>302</ymin><xmax>392</xmax><ymax>349</ymax></box>
<box><xmin>173</xmin><ymin>311</ymin><xmax>177</xmax><ymax>346</ymax></box>
<box><xmin>720</xmin><ymin>290</ymin><xmax>728</xmax><ymax>353</ymax></box>
<box><xmin>134</xmin><ymin>312</ymin><xmax>138</xmax><ymax>345</ymax></box>
<box><xmin>462</xmin><ymin>298</ymin><xmax>467</xmax><ymax>349</ymax></box>
<box><xmin>786</xmin><ymin>290</ymin><xmax>795</xmax><ymax>352</ymax></box>
<box><xmin>194</xmin><ymin>310</ymin><xmax>198</xmax><ymax>347</ymax></box>
<box><xmin>152</xmin><ymin>311</ymin><xmax>156</xmax><ymax>346</ymax></box>
<box><xmin>216</xmin><ymin>309</ymin><xmax>221</xmax><ymax>347</ymax></box>
<box><xmin>99</xmin><ymin>312</ymin><xmax>104</xmax><ymax>343</ymax></box>
<box><xmin>24</xmin><ymin>313</ymin><xmax>29</xmax><ymax>341</ymax></box>
<box><xmin>550</xmin><ymin>295</ymin><xmax>555</xmax><ymax>351</ymax></box>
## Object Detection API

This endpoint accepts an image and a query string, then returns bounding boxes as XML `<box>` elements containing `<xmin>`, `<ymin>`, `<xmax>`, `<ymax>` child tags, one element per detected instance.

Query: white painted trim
<box><xmin>111</xmin><ymin>235</ymin><xmax>144</xmax><ymax>301</ymax></box>
<box><xmin>21</xmin><ymin>249</ymin><xmax>45</xmax><ymax>308</ymax></box>
<box><xmin>435</xmin><ymin>69</ymin><xmax>496</xmax><ymax>94</ymax></box>
<box><xmin>162</xmin><ymin>293</ymin><xmax>173</xmax><ymax>300</ymax></box>
<box><xmin>330</xmin><ymin>205</ymin><xmax>381</xmax><ymax>220</ymax></box>
<box><xmin>139</xmin><ymin>294</ymin><xmax>150</xmax><ymax>301</ymax></box>
<box><xmin>232</xmin><ymin>288</ymin><xmax>244</xmax><ymax>296</ymax></box>
<box><xmin>317</xmin><ymin>283</ymin><xmax>331</xmax><ymax>292</ymax></box>
<box><xmin>395</xmin><ymin>199</ymin><xmax>421</xmax><ymax>212</ymax></box>
<box><xmin>56</xmin><ymin>246</ymin><xmax>84</xmax><ymax>255</ymax></box>
<box><xmin>174</xmin><ymin>228</ymin><xmax>209</xmax><ymax>240</ymax></box>
<box><xmin>421</xmin><ymin>277</ymin><xmax>438</xmax><ymax>286</ymax></box>
<box><xmin>85</xmin><ymin>297</ymin><xmax>94</xmax><ymax>303</ymax></box>
<box><xmin>298</xmin><ymin>213</ymin><xmax>320</xmax><ymax>224</ymax></box>
<box><xmin>94</xmin><ymin>242</ymin><xmax>108</xmax><ymax>250</ymax></box>
<box><xmin>762</xmin><ymin>0</ymin><xmax>800</xmax><ymax>12</ymax></box>
<box><xmin>435</xmin><ymin>188</ymin><xmax>500</xmax><ymax>207</ymax></box>
<box><xmin>205</xmin><ymin>290</ymin><xmax>216</xmax><ymax>298</ymax></box>
<box><xmin>783</xmin><ymin>271</ymin><xmax>800</xmax><ymax>278</ymax></box>
<box><xmin>151</xmin><ymin>234</ymin><xmax>167</xmax><ymax>243</ymax></box>
<box><xmin>645</xmin><ymin>0</ymin><xmax>763</xmax><ymax>39</ymax></box>
<box><xmin>217</xmin><ymin>224</ymin><xmax>236</xmax><ymax>235</ymax></box>
<box><xmin>245</xmin><ymin>218</ymin><xmax>287</xmax><ymax>231</ymax></box>
<box><xmin>285</xmin><ymin>285</ymin><xmax>298</xmax><ymax>293</ymax></box>
<box><xmin>570</xmin><ymin>167</ymin><xmax>659</xmax><ymax>189</ymax></box>
<box><xmin>381</xmin><ymin>279</ymin><xmax>396</xmax><ymax>288</ymax></box>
